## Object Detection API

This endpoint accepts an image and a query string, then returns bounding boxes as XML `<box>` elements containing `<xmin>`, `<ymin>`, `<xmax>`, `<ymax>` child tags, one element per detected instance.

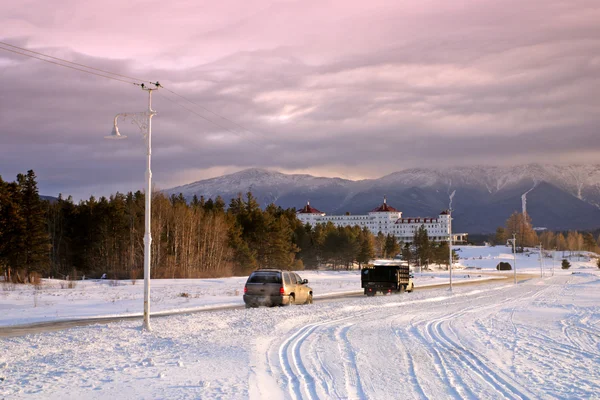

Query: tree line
<box><xmin>493</xmin><ymin>211</ymin><xmax>600</xmax><ymax>254</ymax></box>
<box><xmin>10</xmin><ymin>170</ymin><xmax>595</xmax><ymax>283</ymax></box>
<box><xmin>1</xmin><ymin>170</ymin><xmax>454</xmax><ymax>282</ymax></box>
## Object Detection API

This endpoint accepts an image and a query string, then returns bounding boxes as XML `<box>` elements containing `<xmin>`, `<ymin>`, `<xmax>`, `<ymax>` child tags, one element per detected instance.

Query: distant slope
<box><xmin>40</xmin><ymin>195</ymin><xmax>58</xmax><ymax>203</ymax></box>
<box><xmin>165</xmin><ymin>164</ymin><xmax>600</xmax><ymax>233</ymax></box>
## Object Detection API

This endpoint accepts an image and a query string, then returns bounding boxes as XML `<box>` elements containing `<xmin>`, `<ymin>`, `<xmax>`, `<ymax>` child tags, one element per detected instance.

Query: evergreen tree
<box><xmin>401</xmin><ymin>243</ymin><xmax>413</xmax><ymax>267</ymax></box>
<box><xmin>0</xmin><ymin>176</ymin><xmax>25</xmax><ymax>280</ymax></box>
<box><xmin>17</xmin><ymin>170</ymin><xmax>50</xmax><ymax>277</ymax></box>
<box><xmin>214</xmin><ymin>196</ymin><xmax>226</xmax><ymax>214</ymax></box>
<box><xmin>356</xmin><ymin>227</ymin><xmax>375</xmax><ymax>267</ymax></box>
<box><xmin>432</xmin><ymin>242</ymin><xmax>451</xmax><ymax>269</ymax></box>
<box><xmin>582</xmin><ymin>232</ymin><xmax>596</xmax><ymax>252</ymax></box>
<box><xmin>413</xmin><ymin>224</ymin><xmax>431</xmax><ymax>268</ymax></box>
<box><xmin>494</xmin><ymin>227</ymin><xmax>507</xmax><ymax>245</ymax></box>
<box><xmin>383</xmin><ymin>234</ymin><xmax>400</xmax><ymax>258</ymax></box>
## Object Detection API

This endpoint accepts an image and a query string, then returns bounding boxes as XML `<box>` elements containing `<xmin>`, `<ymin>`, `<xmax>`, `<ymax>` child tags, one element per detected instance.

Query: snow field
<box><xmin>1</xmin><ymin>246</ymin><xmax>599</xmax><ymax>399</ymax></box>
<box><xmin>1</xmin><ymin>272</ymin><xmax>599</xmax><ymax>399</ymax></box>
<box><xmin>2</xmin><ymin>254</ymin><xmax>511</xmax><ymax>327</ymax></box>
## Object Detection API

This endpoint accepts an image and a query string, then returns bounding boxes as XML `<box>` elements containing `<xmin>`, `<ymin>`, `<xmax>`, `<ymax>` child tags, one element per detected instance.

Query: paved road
<box><xmin>0</xmin><ymin>273</ymin><xmax>534</xmax><ymax>337</ymax></box>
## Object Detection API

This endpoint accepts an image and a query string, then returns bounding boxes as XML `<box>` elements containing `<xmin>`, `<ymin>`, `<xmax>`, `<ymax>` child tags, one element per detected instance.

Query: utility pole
<box><xmin>539</xmin><ymin>243</ymin><xmax>543</xmax><ymax>278</ymax></box>
<box><xmin>106</xmin><ymin>82</ymin><xmax>160</xmax><ymax>331</ymax></box>
<box><xmin>552</xmin><ymin>247</ymin><xmax>556</xmax><ymax>276</ymax></box>
<box><xmin>448</xmin><ymin>190</ymin><xmax>456</xmax><ymax>292</ymax></box>
<box><xmin>448</xmin><ymin>209</ymin><xmax>453</xmax><ymax>291</ymax></box>
<box><xmin>507</xmin><ymin>233</ymin><xmax>517</xmax><ymax>284</ymax></box>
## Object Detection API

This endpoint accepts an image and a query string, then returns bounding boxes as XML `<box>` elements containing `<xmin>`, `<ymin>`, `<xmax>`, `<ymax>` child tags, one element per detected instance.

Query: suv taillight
<box><xmin>279</xmin><ymin>287</ymin><xmax>285</xmax><ymax>295</ymax></box>
<box><xmin>244</xmin><ymin>286</ymin><xmax>247</xmax><ymax>294</ymax></box>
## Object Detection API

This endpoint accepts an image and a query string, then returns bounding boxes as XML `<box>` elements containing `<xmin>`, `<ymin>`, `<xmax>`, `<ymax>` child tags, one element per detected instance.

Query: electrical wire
<box><xmin>0</xmin><ymin>40</ymin><xmax>273</xmax><ymax>150</ymax></box>
<box><xmin>161</xmin><ymin>87</ymin><xmax>272</xmax><ymax>143</ymax></box>
<box><xmin>0</xmin><ymin>45</ymin><xmax>139</xmax><ymax>85</ymax></box>
<box><xmin>156</xmin><ymin>90</ymin><xmax>265</xmax><ymax>149</ymax></box>
<box><xmin>0</xmin><ymin>41</ymin><xmax>154</xmax><ymax>84</ymax></box>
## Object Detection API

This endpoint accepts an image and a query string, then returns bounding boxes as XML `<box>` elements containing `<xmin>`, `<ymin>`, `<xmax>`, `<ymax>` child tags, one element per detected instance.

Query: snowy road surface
<box><xmin>2</xmin><ymin>273</ymin><xmax>599</xmax><ymax>399</ymax></box>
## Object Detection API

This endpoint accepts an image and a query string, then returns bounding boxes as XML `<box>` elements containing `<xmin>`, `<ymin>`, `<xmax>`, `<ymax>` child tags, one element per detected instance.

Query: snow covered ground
<box><xmin>1</xmin><ymin>246</ymin><xmax>599</xmax><ymax>399</ymax></box>
<box><xmin>1</xmin><ymin>252</ymin><xmax>513</xmax><ymax>327</ymax></box>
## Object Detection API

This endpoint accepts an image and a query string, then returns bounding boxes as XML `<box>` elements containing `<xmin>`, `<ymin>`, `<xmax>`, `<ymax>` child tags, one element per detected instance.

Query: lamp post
<box><xmin>448</xmin><ymin>209</ymin><xmax>453</xmax><ymax>291</ymax></box>
<box><xmin>105</xmin><ymin>82</ymin><xmax>159</xmax><ymax>331</ymax></box>
<box><xmin>552</xmin><ymin>247</ymin><xmax>556</xmax><ymax>276</ymax></box>
<box><xmin>448</xmin><ymin>191</ymin><xmax>456</xmax><ymax>292</ymax></box>
<box><xmin>507</xmin><ymin>233</ymin><xmax>517</xmax><ymax>284</ymax></box>
<box><xmin>538</xmin><ymin>243</ymin><xmax>543</xmax><ymax>278</ymax></box>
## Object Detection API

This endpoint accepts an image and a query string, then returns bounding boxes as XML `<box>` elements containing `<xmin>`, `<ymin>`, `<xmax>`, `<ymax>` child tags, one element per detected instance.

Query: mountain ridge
<box><xmin>165</xmin><ymin>164</ymin><xmax>600</xmax><ymax>233</ymax></box>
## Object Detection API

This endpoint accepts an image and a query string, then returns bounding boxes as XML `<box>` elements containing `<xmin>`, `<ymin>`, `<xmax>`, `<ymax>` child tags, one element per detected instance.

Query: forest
<box><xmin>2</xmin><ymin>170</ymin><xmax>597</xmax><ymax>283</ymax></box>
<box><xmin>0</xmin><ymin>170</ymin><xmax>437</xmax><ymax>282</ymax></box>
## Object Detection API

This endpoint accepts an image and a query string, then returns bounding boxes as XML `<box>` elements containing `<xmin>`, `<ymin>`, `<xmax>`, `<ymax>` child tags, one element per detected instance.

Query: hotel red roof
<box><xmin>297</xmin><ymin>201</ymin><xmax>324</xmax><ymax>214</ymax></box>
<box><xmin>370</xmin><ymin>196</ymin><xmax>399</xmax><ymax>212</ymax></box>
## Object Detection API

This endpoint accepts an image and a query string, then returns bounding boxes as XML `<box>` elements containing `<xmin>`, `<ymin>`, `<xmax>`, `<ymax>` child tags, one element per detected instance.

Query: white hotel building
<box><xmin>297</xmin><ymin>197</ymin><xmax>467</xmax><ymax>244</ymax></box>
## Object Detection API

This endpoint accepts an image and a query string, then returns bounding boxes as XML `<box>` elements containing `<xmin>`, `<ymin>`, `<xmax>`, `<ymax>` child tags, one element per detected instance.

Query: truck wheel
<box><xmin>400</xmin><ymin>285</ymin><xmax>405</xmax><ymax>293</ymax></box>
<box><xmin>366</xmin><ymin>290</ymin><xmax>375</xmax><ymax>297</ymax></box>
<box><xmin>407</xmin><ymin>284</ymin><xmax>413</xmax><ymax>293</ymax></box>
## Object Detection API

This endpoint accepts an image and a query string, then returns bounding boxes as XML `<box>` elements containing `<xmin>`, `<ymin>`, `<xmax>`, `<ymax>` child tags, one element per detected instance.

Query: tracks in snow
<box><xmin>262</xmin><ymin>277</ymin><xmax>596</xmax><ymax>399</ymax></box>
<box><xmin>275</xmin><ymin>313</ymin><xmax>370</xmax><ymax>400</ymax></box>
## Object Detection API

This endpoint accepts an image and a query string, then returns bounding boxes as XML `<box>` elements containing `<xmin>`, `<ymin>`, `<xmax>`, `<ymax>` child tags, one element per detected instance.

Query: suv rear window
<box><xmin>248</xmin><ymin>272</ymin><xmax>281</xmax><ymax>284</ymax></box>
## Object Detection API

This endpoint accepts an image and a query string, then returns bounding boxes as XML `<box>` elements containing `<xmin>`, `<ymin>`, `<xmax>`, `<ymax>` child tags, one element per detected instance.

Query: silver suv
<box><xmin>243</xmin><ymin>269</ymin><xmax>313</xmax><ymax>307</ymax></box>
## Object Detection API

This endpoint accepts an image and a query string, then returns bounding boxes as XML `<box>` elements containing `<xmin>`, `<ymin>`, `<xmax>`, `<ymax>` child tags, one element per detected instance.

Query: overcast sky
<box><xmin>1</xmin><ymin>0</ymin><xmax>599</xmax><ymax>200</ymax></box>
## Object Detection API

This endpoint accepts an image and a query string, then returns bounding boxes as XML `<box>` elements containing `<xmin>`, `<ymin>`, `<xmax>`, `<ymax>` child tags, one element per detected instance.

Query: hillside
<box><xmin>165</xmin><ymin>164</ymin><xmax>600</xmax><ymax>233</ymax></box>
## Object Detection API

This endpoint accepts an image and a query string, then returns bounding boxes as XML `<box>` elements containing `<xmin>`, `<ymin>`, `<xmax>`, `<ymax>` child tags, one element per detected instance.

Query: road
<box><xmin>0</xmin><ymin>273</ymin><xmax>532</xmax><ymax>338</ymax></box>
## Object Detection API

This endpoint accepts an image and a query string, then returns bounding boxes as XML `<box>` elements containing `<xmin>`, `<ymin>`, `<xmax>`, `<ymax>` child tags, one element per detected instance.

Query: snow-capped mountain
<box><xmin>165</xmin><ymin>164</ymin><xmax>600</xmax><ymax>233</ymax></box>
<box><xmin>378</xmin><ymin>165</ymin><xmax>600</xmax><ymax>204</ymax></box>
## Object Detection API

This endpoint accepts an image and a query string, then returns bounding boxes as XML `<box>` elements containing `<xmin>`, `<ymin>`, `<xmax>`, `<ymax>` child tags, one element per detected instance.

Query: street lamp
<box><xmin>448</xmin><ymin>191</ymin><xmax>456</xmax><ymax>292</ymax></box>
<box><xmin>105</xmin><ymin>82</ymin><xmax>160</xmax><ymax>331</ymax></box>
<box><xmin>538</xmin><ymin>243</ymin><xmax>544</xmax><ymax>278</ymax></box>
<box><xmin>507</xmin><ymin>233</ymin><xmax>517</xmax><ymax>284</ymax></box>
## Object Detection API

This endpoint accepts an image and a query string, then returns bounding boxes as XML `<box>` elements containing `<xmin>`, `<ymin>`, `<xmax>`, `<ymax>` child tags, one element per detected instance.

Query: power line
<box><xmin>162</xmin><ymin>86</ymin><xmax>273</xmax><ymax>144</ymax></box>
<box><xmin>0</xmin><ymin>45</ymin><xmax>139</xmax><ymax>85</ymax></box>
<box><xmin>156</xmin><ymin>90</ymin><xmax>265</xmax><ymax>149</ymax></box>
<box><xmin>0</xmin><ymin>40</ymin><xmax>275</xmax><ymax>150</ymax></box>
<box><xmin>0</xmin><ymin>40</ymin><xmax>154</xmax><ymax>84</ymax></box>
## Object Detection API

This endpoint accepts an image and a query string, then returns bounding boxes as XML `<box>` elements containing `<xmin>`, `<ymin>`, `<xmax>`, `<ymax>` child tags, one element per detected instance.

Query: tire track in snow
<box><xmin>277</xmin><ymin>313</ymin><xmax>371</xmax><ymax>400</ymax></box>
<box><xmin>429</xmin><ymin>286</ymin><xmax>560</xmax><ymax>399</ymax></box>
<box><xmin>413</xmin><ymin>291</ymin><xmax>537</xmax><ymax>399</ymax></box>
<box><xmin>278</xmin><ymin>323</ymin><xmax>320</xmax><ymax>400</ymax></box>
<box><xmin>336</xmin><ymin>323</ymin><xmax>368</xmax><ymax>400</ymax></box>
<box><xmin>432</xmin><ymin>314</ymin><xmax>531</xmax><ymax>399</ymax></box>
<box><xmin>409</xmin><ymin>292</ymin><xmax>512</xmax><ymax>399</ymax></box>
<box><xmin>409</xmin><ymin>311</ymin><xmax>472</xmax><ymax>399</ymax></box>
<box><xmin>419</xmin><ymin>317</ymin><xmax>473</xmax><ymax>399</ymax></box>
<box><xmin>313</xmin><ymin>344</ymin><xmax>337</xmax><ymax>398</ymax></box>
<box><xmin>391</xmin><ymin>319</ymin><xmax>428</xmax><ymax>400</ymax></box>
<box><xmin>561</xmin><ymin>311</ymin><xmax>600</xmax><ymax>357</ymax></box>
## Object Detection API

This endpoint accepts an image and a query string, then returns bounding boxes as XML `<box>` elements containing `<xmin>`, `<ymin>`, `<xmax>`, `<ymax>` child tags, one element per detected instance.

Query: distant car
<box><xmin>243</xmin><ymin>269</ymin><xmax>313</xmax><ymax>308</ymax></box>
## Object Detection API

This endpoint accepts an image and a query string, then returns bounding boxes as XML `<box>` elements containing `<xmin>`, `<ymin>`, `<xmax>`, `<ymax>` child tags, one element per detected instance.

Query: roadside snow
<box><xmin>1</xmin><ymin>270</ymin><xmax>599</xmax><ymax>399</ymax></box>
<box><xmin>1</xmin><ymin>260</ymin><xmax>507</xmax><ymax>327</ymax></box>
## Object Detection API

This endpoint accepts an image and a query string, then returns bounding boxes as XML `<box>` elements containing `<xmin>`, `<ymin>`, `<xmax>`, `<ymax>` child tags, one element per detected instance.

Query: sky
<box><xmin>1</xmin><ymin>0</ymin><xmax>599</xmax><ymax>200</ymax></box>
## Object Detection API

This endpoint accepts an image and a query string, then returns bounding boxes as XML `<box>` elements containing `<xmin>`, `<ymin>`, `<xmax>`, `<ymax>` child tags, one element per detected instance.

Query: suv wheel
<box><xmin>306</xmin><ymin>294</ymin><xmax>313</xmax><ymax>305</ymax></box>
<box><xmin>289</xmin><ymin>294</ymin><xmax>295</xmax><ymax>306</ymax></box>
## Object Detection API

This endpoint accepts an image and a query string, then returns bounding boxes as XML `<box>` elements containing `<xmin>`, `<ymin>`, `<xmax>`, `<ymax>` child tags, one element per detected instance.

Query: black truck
<box><xmin>361</xmin><ymin>260</ymin><xmax>414</xmax><ymax>296</ymax></box>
